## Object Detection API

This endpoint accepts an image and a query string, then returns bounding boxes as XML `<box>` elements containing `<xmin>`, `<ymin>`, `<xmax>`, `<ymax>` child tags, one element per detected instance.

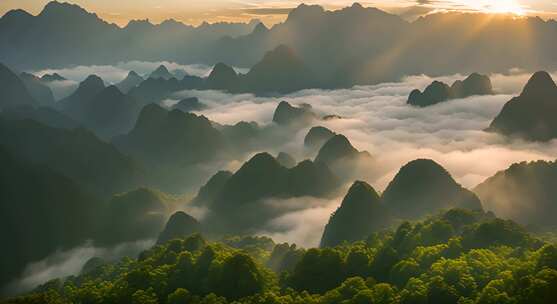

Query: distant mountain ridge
<box><xmin>0</xmin><ymin>1</ymin><xmax>259</xmax><ymax>70</ymax></box>
<box><xmin>2</xmin><ymin>2</ymin><xmax>557</xmax><ymax>90</ymax></box>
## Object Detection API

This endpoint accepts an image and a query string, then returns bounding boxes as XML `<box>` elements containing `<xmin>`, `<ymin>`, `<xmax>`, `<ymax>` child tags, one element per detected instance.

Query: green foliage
<box><xmin>5</xmin><ymin>210</ymin><xmax>557</xmax><ymax>304</ymax></box>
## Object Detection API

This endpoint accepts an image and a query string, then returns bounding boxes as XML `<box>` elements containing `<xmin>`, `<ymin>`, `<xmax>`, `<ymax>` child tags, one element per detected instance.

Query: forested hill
<box><xmin>5</xmin><ymin>209</ymin><xmax>557</xmax><ymax>304</ymax></box>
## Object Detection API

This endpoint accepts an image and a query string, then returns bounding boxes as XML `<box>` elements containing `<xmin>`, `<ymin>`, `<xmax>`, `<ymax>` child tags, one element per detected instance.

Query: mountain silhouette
<box><xmin>0</xmin><ymin>1</ymin><xmax>257</xmax><ymax>70</ymax></box>
<box><xmin>206</xmin><ymin>63</ymin><xmax>239</xmax><ymax>91</ymax></box>
<box><xmin>41</xmin><ymin>72</ymin><xmax>66</xmax><ymax>82</ymax></box>
<box><xmin>204</xmin><ymin>152</ymin><xmax>339</xmax><ymax>234</ymax></box>
<box><xmin>97</xmin><ymin>188</ymin><xmax>168</xmax><ymax>245</ymax></box>
<box><xmin>0</xmin><ymin>147</ymin><xmax>100</xmax><ymax>289</ymax></box>
<box><xmin>149</xmin><ymin>65</ymin><xmax>175</xmax><ymax>80</ymax></box>
<box><xmin>157</xmin><ymin>211</ymin><xmax>201</xmax><ymax>244</ymax></box>
<box><xmin>0</xmin><ymin>63</ymin><xmax>36</xmax><ymax>109</ymax></box>
<box><xmin>321</xmin><ymin>181</ymin><xmax>391</xmax><ymax>247</ymax></box>
<box><xmin>315</xmin><ymin>134</ymin><xmax>360</xmax><ymax>166</ymax></box>
<box><xmin>191</xmin><ymin>170</ymin><xmax>233</xmax><ymax>206</ymax></box>
<box><xmin>19</xmin><ymin>72</ymin><xmax>55</xmax><ymax>106</ymax></box>
<box><xmin>173</xmin><ymin>97</ymin><xmax>206</xmax><ymax>112</ymax></box>
<box><xmin>475</xmin><ymin>160</ymin><xmax>557</xmax><ymax>229</ymax></box>
<box><xmin>3</xmin><ymin>2</ymin><xmax>557</xmax><ymax>89</ymax></box>
<box><xmin>0</xmin><ymin>117</ymin><xmax>143</xmax><ymax>197</ymax></box>
<box><xmin>488</xmin><ymin>71</ymin><xmax>557</xmax><ymax>141</ymax></box>
<box><xmin>304</xmin><ymin>126</ymin><xmax>336</xmax><ymax>150</ymax></box>
<box><xmin>243</xmin><ymin>45</ymin><xmax>315</xmax><ymax>94</ymax></box>
<box><xmin>65</xmin><ymin>85</ymin><xmax>141</xmax><ymax>139</ymax></box>
<box><xmin>382</xmin><ymin>159</ymin><xmax>483</xmax><ymax>219</ymax></box>
<box><xmin>59</xmin><ymin>74</ymin><xmax>105</xmax><ymax>112</ymax></box>
<box><xmin>113</xmin><ymin>103</ymin><xmax>225</xmax><ymax>167</ymax></box>
<box><xmin>116</xmin><ymin>70</ymin><xmax>144</xmax><ymax>93</ymax></box>
<box><xmin>408</xmin><ymin>73</ymin><xmax>493</xmax><ymax>107</ymax></box>
<box><xmin>1</xmin><ymin>105</ymin><xmax>78</xmax><ymax>129</ymax></box>
<box><xmin>272</xmin><ymin>101</ymin><xmax>316</xmax><ymax>126</ymax></box>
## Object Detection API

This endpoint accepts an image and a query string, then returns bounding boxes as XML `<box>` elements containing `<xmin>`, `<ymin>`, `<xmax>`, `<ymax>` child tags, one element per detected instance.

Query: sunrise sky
<box><xmin>1</xmin><ymin>0</ymin><xmax>556</xmax><ymax>26</ymax></box>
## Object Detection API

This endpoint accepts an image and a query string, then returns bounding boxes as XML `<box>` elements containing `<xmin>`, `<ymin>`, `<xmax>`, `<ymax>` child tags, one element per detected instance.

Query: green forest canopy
<box><xmin>5</xmin><ymin>209</ymin><xmax>557</xmax><ymax>304</ymax></box>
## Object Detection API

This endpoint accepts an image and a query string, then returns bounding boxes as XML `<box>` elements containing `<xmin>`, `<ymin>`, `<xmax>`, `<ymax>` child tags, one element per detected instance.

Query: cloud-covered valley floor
<box><xmin>13</xmin><ymin>67</ymin><xmax>557</xmax><ymax>292</ymax></box>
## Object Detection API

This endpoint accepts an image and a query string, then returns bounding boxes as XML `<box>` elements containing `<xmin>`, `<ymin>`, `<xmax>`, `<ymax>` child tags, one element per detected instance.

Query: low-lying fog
<box><xmin>31</xmin><ymin>61</ymin><xmax>247</xmax><ymax>100</ymax></box>
<box><xmin>18</xmin><ymin>65</ymin><xmax>557</xmax><ymax>293</ymax></box>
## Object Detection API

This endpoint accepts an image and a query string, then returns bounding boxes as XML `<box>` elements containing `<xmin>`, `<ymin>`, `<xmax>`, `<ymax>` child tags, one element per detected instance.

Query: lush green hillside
<box><xmin>5</xmin><ymin>209</ymin><xmax>557</xmax><ymax>304</ymax></box>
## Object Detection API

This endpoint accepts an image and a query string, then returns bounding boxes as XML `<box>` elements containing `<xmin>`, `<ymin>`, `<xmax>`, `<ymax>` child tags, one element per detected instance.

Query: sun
<box><xmin>483</xmin><ymin>0</ymin><xmax>525</xmax><ymax>15</ymax></box>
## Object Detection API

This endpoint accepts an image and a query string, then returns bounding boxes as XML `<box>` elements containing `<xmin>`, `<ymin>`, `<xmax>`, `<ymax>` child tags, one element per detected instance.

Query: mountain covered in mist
<box><xmin>113</xmin><ymin>103</ymin><xmax>225</xmax><ymax>167</ymax></box>
<box><xmin>0</xmin><ymin>1</ymin><xmax>259</xmax><ymax>70</ymax></box>
<box><xmin>489</xmin><ymin>71</ymin><xmax>557</xmax><ymax>141</ymax></box>
<box><xmin>0</xmin><ymin>118</ymin><xmax>144</xmax><ymax>197</ymax></box>
<box><xmin>321</xmin><ymin>181</ymin><xmax>390</xmax><ymax>247</ymax></box>
<box><xmin>408</xmin><ymin>73</ymin><xmax>493</xmax><ymax>107</ymax></box>
<box><xmin>0</xmin><ymin>147</ymin><xmax>100</xmax><ymax>289</ymax></box>
<box><xmin>3</xmin><ymin>2</ymin><xmax>557</xmax><ymax>90</ymax></box>
<box><xmin>201</xmin><ymin>152</ymin><xmax>340</xmax><ymax>234</ymax></box>
<box><xmin>475</xmin><ymin>160</ymin><xmax>557</xmax><ymax>229</ymax></box>
<box><xmin>0</xmin><ymin>63</ymin><xmax>36</xmax><ymax>109</ymax></box>
<box><xmin>382</xmin><ymin>159</ymin><xmax>483</xmax><ymax>219</ymax></box>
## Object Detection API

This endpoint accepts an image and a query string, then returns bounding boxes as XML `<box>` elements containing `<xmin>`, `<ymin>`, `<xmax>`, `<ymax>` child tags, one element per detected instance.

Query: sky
<box><xmin>1</xmin><ymin>0</ymin><xmax>556</xmax><ymax>26</ymax></box>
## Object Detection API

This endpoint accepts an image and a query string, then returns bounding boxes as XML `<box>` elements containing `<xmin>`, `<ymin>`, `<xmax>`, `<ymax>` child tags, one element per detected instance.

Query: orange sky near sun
<box><xmin>0</xmin><ymin>0</ymin><xmax>555</xmax><ymax>27</ymax></box>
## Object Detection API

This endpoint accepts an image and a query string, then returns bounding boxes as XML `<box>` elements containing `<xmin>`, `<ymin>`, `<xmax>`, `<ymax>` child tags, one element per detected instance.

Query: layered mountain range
<box><xmin>2</xmin><ymin>2</ymin><xmax>557</xmax><ymax>89</ymax></box>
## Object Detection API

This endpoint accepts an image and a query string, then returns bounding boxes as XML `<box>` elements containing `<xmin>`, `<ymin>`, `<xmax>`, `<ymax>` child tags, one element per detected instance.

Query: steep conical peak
<box><xmin>153</xmin><ymin>65</ymin><xmax>168</xmax><ymax>73</ymax></box>
<box><xmin>521</xmin><ymin>71</ymin><xmax>557</xmax><ymax>98</ymax></box>
<box><xmin>149</xmin><ymin>65</ymin><xmax>174</xmax><ymax>80</ymax></box>
<box><xmin>209</xmin><ymin>63</ymin><xmax>237</xmax><ymax>79</ymax></box>
<box><xmin>315</xmin><ymin>134</ymin><xmax>359</xmax><ymax>164</ymax></box>
<box><xmin>252</xmin><ymin>22</ymin><xmax>269</xmax><ymax>34</ymax></box>
<box><xmin>157</xmin><ymin>211</ymin><xmax>200</xmax><ymax>244</ymax></box>
<box><xmin>304</xmin><ymin>126</ymin><xmax>336</xmax><ymax>149</ymax></box>
<box><xmin>80</xmin><ymin>75</ymin><xmax>105</xmax><ymax>89</ymax></box>
<box><xmin>127</xmin><ymin>70</ymin><xmax>140</xmax><ymax>78</ymax></box>
<box><xmin>135</xmin><ymin>103</ymin><xmax>167</xmax><ymax>127</ymax></box>
<box><xmin>393</xmin><ymin>159</ymin><xmax>452</xmax><ymax>182</ymax></box>
<box><xmin>342</xmin><ymin>181</ymin><xmax>381</xmax><ymax>208</ymax></box>
<box><xmin>272</xmin><ymin>101</ymin><xmax>315</xmax><ymax>125</ymax></box>
<box><xmin>242</xmin><ymin>152</ymin><xmax>281</xmax><ymax>170</ymax></box>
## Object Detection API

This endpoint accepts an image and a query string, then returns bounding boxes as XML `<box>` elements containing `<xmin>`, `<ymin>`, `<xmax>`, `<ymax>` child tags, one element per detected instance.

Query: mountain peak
<box><xmin>2</xmin><ymin>9</ymin><xmax>33</xmax><ymax>20</ymax></box>
<box><xmin>125</xmin><ymin>19</ymin><xmax>154</xmax><ymax>30</ymax></box>
<box><xmin>315</xmin><ymin>134</ymin><xmax>359</xmax><ymax>165</ymax></box>
<box><xmin>41</xmin><ymin>73</ymin><xmax>66</xmax><ymax>82</ymax></box>
<box><xmin>80</xmin><ymin>75</ymin><xmax>105</xmax><ymax>89</ymax></box>
<box><xmin>521</xmin><ymin>71</ymin><xmax>557</xmax><ymax>98</ymax></box>
<box><xmin>127</xmin><ymin>70</ymin><xmax>140</xmax><ymax>78</ymax></box>
<box><xmin>149</xmin><ymin>65</ymin><xmax>174</xmax><ymax>80</ymax></box>
<box><xmin>252</xmin><ymin>22</ymin><xmax>269</xmax><ymax>34</ymax></box>
<box><xmin>40</xmin><ymin>1</ymin><xmax>92</xmax><ymax>18</ymax></box>
<box><xmin>272</xmin><ymin>101</ymin><xmax>315</xmax><ymax>125</ymax></box>
<box><xmin>287</xmin><ymin>4</ymin><xmax>325</xmax><ymax>22</ymax></box>
<box><xmin>207</xmin><ymin>63</ymin><xmax>238</xmax><ymax>90</ymax></box>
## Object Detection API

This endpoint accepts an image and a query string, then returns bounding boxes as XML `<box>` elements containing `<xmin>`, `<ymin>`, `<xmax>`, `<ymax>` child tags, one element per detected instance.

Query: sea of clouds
<box><xmin>30</xmin><ymin>61</ymin><xmax>248</xmax><ymax>100</ymax></box>
<box><xmin>14</xmin><ymin>65</ymin><xmax>557</xmax><ymax>292</ymax></box>
<box><xmin>168</xmin><ymin>70</ymin><xmax>557</xmax><ymax>247</ymax></box>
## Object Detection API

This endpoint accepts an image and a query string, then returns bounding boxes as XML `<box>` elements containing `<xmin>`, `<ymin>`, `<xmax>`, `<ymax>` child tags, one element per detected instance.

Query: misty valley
<box><xmin>2</xmin><ymin>1</ymin><xmax>557</xmax><ymax>304</ymax></box>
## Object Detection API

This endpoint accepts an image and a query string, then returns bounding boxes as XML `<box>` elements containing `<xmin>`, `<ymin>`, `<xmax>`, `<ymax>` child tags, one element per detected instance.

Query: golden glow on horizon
<box><xmin>0</xmin><ymin>0</ymin><xmax>553</xmax><ymax>27</ymax></box>
<box><xmin>469</xmin><ymin>0</ymin><xmax>526</xmax><ymax>16</ymax></box>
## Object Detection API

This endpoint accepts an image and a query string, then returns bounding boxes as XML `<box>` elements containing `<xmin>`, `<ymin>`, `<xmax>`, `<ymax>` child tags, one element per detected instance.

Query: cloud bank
<box><xmin>166</xmin><ymin>71</ymin><xmax>557</xmax><ymax>247</ymax></box>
